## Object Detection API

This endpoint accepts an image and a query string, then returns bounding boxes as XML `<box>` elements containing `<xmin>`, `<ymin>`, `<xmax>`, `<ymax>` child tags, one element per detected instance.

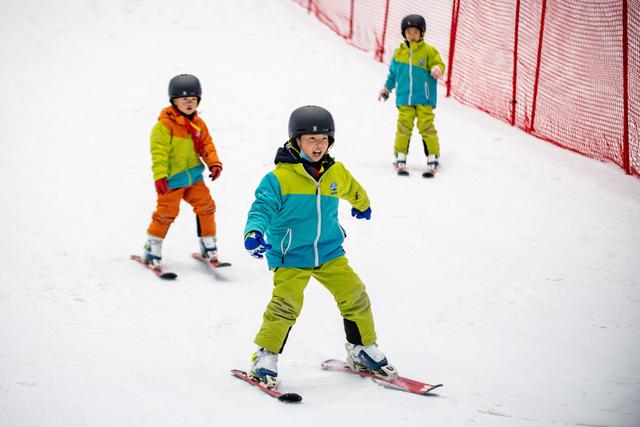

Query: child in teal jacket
<box><xmin>243</xmin><ymin>106</ymin><xmax>397</xmax><ymax>389</ymax></box>
<box><xmin>379</xmin><ymin>14</ymin><xmax>445</xmax><ymax>177</ymax></box>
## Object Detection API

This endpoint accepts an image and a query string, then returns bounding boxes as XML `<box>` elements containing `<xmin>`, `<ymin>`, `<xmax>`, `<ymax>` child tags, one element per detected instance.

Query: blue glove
<box><xmin>351</xmin><ymin>206</ymin><xmax>372</xmax><ymax>220</ymax></box>
<box><xmin>244</xmin><ymin>231</ymin><xmax>272</xmax><ymax>259</ymax></box>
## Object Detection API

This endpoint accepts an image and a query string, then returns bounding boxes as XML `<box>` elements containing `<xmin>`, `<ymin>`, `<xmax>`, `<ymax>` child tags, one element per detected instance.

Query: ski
<box><xmin>393</xmin><ymin>161</ymin><xmax>410</xmax><ymax>176</ymax></box>
<box><xmin>321</xmin><ymin>359</ymin><xmax>442</xmax><ymax>395</ymax></box>
<box><xmin>230</xmin><ymin>369</ymin><xmax>302</xmax><ymax>403</ymax></box>
<box><xmin>191</xmin><ymin>253</ymin><xmax>232</xmax><ymax>268</ymax></box>
<box><xmin>130</xmin><ymin>255</ymin><xmax>177</xmax><ymax>280</ymax></box>
<box><xmin>422</xmin><ymin>171</ymin><xmax>435</xmax><ymax>178</ymax></box>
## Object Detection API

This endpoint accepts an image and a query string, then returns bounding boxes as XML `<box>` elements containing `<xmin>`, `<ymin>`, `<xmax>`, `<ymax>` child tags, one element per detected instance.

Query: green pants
<box><xmin>394</xmin><ymin>105</ymin><xmax>440</xmax><ymax>157</ymax></box>
<box><xmin>254</xmin><ymin>255</ymin><xmax>377</xmax><ymax>353</ymax></box>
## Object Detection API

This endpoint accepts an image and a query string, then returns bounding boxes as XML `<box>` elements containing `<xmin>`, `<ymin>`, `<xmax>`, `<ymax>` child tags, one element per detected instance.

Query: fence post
<box><xmin>622</xmin><ymin>0</ymin><xmax>630</xmax><ymax>174</ymax></box>
<box><xmin>348</xmin><ymin>0</ymin><xmax>355</xmax><ymax>40</ymax></box>
<box><xmin>510</xmin><ymin>0</ymin><xmax>521</xmax><ymax>126</ymax></box>
<box><xmin>375</xmin><ymin>0</ymin><xmax>391</xmax><ymax>62</ymax></box>
<box><xmin>528</xmin><ymin>0</ymin><xmax>548</xmax><ymax>133</ymax></box>
<box><xmin>446</xmin><ymin>0</ymin><xmax>461</xmax><ymax>97</ymax></box>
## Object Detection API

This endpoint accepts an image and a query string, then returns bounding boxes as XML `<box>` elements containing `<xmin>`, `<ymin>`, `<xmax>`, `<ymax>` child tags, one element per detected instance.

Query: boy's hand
<box><xmin>244</xmin><ymin>231</ymin><xmax>272</xmax><ymax>259</ymax></box>
<box><xmin>430</xmin><ymin>66</ymin><xmax>443</xmax><ymax>79</ymax></box>
<box><xmin>155</xmin><ymin>178</ymin><xmax>168</xmax><ymax>195</ymax></box>
<box><xmin>351</xmin><ymin>206</ymin><xmax>372</xmax><ymax>220</ymax></box>
<box><xmin>378</xmin><ymin>87</ymin><xmax>390</xmax><ymax>101</ymax></box>
<box><xmin>209</xmin><ymin>164</ymin><xmax>222</xmax><ymax>181</ymax></box>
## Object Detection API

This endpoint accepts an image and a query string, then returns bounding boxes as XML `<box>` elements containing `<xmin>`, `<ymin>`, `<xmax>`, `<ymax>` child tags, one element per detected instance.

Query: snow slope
<box><xmin>1</xmin><ymin>1</ymin><xmax>639</xmax><ymax>426</ymax></box>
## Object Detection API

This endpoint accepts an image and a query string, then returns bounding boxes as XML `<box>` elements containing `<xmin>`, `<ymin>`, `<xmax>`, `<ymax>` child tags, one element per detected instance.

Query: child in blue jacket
<box><xmin>379</xmin><ymin>14</ymin><xmax>445</xmax><ymax>177</ymax></box>
<box><xmin>243</xmin><ymin>105</ymin><xmax>397</xmax><ymax>388</ymax></box>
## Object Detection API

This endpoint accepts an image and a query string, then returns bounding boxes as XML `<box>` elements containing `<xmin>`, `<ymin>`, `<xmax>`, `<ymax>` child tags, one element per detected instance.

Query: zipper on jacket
<box><xmin>409</xmin><ymin>45</ymin><xmax>414</xmax><ymax>105</ymax></box>
<box><xmin>281</xmin><ymin>228</ymin><xmax>292</xmax><ymax>264</ymax></box>
<box><xmin>313</xmin><ymin>183</ymin><xmax>321</xmax><ymax>267</ymax></box>
<box><xmin>301</xmin><ymin>169</ymin><xmax>324</xmax><ymax>267</ymax></box>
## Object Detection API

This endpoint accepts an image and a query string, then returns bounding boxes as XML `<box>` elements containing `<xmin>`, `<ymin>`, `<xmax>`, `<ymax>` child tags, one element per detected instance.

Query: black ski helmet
<box><xmin>401</xmin><ymin>14</ymin><xmax>426</xmax><ymax>38</ymax></box>
<box><xmin>168</xmin><ymin>74</ymin><xmax>202</xmax><ymax>101</ymax></box>
<box><xmin>288</xmin><ymin>105</ymin><xmax>335</xmax><ymax>144</ymax></box>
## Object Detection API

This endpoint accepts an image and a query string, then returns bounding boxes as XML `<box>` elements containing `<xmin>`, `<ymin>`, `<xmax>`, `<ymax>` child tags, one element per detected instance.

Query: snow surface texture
<box><xmin>1</xmin><ymin>1</ymin><xmax>639</xmax><ymax>426</ymax></box>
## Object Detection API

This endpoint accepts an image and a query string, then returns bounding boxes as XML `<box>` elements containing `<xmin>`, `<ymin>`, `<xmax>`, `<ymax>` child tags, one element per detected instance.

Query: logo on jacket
<box><xmin>419</xmin><ymin>59</ymin><xmax>425</xmax><ymax>65</ymax></box>
<box><xmin>330</xmin><ymin>182</ymin><xmax>338</xmax><ymax>195</ymax></box>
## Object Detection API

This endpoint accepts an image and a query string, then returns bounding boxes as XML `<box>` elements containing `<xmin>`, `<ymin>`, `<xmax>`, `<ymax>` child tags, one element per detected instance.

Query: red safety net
<box><xmin>293</xmin><ymin>0</ymin><xmax>639</xmax><ymax>177</ymax></box>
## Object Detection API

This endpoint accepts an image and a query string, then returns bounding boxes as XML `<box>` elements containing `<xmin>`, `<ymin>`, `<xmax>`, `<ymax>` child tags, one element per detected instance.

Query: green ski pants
<box><xmin>254</xmin><ymin>256</ymin><xmax>377</xmax><ymax>353</ymax></box>
<box><xmin>393</xmin><ymin>104</ymin><xmax>440</xmax><ymax>157</ymax></box>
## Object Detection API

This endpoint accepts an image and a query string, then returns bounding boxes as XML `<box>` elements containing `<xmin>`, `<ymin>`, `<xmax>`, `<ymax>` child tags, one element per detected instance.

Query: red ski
<box><xmin>191</xmin><ymin>253</ymin><xmax>231</xmax><ymax>268</ymax></box>
<box><xmin>130</xmin><ymin>255</ymin><xmax>177</xmax><ymax>280</ymax></box>
<box><xmin>321</xmin><ymin>359</ymin><xmax>442</xmax><ymax>395</ymax></box>
<box><xmin>230</xmin><ymin>369</ymin><xmax>302</xmax><ymax>403</ymax></box>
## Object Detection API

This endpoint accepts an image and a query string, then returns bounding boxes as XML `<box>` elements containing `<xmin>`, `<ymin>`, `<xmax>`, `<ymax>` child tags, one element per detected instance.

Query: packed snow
<box><xmin>1</xmin><ymin>0</ymin><xmax>639</xmax><ymax>426</ymax></box>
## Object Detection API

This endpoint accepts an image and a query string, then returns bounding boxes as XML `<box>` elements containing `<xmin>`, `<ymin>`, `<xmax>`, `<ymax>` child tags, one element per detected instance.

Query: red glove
<box><xmin>209</xmin><ymin>165</ymin><xmax>222</xmax><ymax>181</ymax></box>
<box><xmin>155</xmin><ymin>178</ymin><xmax>168</xmax><ymax>195</ymax></box>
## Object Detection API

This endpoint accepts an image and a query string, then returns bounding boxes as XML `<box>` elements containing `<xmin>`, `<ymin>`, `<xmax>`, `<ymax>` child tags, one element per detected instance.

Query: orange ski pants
<box><xmin>147</xmin><ymin>181</ymin><xmax>216</xmax><ymax>238</ymax></box>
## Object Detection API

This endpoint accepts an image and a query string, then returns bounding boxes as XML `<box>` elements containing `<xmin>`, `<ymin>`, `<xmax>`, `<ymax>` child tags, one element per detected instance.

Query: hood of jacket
<box><xmin>273</xmin><ymin>140</ymin><xmax>336</xmax><ymax>178</ymax></box>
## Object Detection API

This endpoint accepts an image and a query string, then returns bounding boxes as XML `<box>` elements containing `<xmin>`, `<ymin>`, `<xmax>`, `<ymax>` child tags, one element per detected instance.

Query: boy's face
<box><xmin>404</xmin><ymin>27</ymin><xmax>422</xmax><ymax>42</ymax></box>
<box><xmin>173</xmin><ymin>96</ymin><xmax>199</xmax><ymax>115</ymax></box>
<box><xmin>298</xmin><ymin>134</ymin><xmax>329</xmax><ymax>162</ymax></box>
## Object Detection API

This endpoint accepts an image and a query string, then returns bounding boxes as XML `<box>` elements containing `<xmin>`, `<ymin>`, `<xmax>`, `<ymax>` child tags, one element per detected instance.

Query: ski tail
<box><xmin>130</xmin><ymin>255</ymin><xmax>177</xmax><ymax>280</ymax></box>
<box><xmin>230</xmin><ymin>369</ymin><xmax>302</xmax><ymax>403</ymax></box>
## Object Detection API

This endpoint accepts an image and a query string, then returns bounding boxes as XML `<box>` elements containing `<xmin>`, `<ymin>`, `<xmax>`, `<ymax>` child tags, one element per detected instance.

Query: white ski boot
<box><xmin>249</xmin><ymin>347</ymin><xmax>280</xmax><ymax>389</ymax></box>
<box><xmin>424</xmin><ymin>154</ymin><xmax>440</xmax><ymax>177</ymax></box>
<box><xmin>199</xmin><ymin>236</ymin><xmax>218</xmax><ymax>261</ymax></box>
<box><xmin>143</xmin><ymin>235</ymin><xmax>163</xmax><ymax>269</ymax></box>
<box><xmin>346</xmin><ymin>342</ymin><xmax>398</xmax><ymax>379</ymax></box>
<box><xmin>394</xmin><ymin>152</ymin><xmax>409</xmax><ymax>176</ymax></box>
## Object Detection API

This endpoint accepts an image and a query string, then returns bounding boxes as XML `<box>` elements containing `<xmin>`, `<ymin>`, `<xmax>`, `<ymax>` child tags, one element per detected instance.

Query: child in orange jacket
<box><xmin>143</xmin><ymin>74</ymin><xmax>223</xmax><ymax>268</ymax></box>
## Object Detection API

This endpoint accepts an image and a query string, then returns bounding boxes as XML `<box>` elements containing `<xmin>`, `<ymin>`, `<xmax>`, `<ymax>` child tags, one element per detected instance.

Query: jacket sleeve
<box><xmin>244</xmin><ymin>173</ymin><xmax>283</xmax><ymax>236</ymax></box>
<box><xmin>199</xmin><ymin>122</ymin><xmax>222</xmax><ymax>168</ymax></box>
<box><xmin>150</xmin><ymin>121</ymin><xmax>170</xmax><ymax>180</ymax></box>
<box><xmin>384</xmin><ymin>58</ymin><xmax>398</xmax><ymax>91</ymax></box>
<box><xmin>427</xmin><ymin>45</ymin><xmax>446</xmax><ymax>74</ymax></box>
<box><xmin>338</xmin><ymin>164</ymin><xmax>370</xmax><ymax>212</ymax></box>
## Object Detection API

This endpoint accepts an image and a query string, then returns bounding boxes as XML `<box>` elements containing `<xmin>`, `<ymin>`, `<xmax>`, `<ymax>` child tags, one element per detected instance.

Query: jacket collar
<box><xmin>159</xmin><ymin>105</ymin><xmax>198</xmax><ymax>124</ymax></box>
<box><xmin>274</xmin><ymin>140</ymin><xmax>335</xmax><ymax>179</ymax></box>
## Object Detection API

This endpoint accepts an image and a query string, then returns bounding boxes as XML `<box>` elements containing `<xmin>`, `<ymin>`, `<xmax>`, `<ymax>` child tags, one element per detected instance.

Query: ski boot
<box><xmin>346</xmin><ymin>342</ymin><xmax>398</xmax><ymax>379</ymax></box>
<box><xmin>199</xmin><ymin>236</ymin><xmax>218</xmax><ymax>261</ymax></box>
<box><xmin>143</xmin><ymin>235</ymin><xmax>163</xmax><ymax>269</ymax></box>
<box><xmin>249</xmin><ymin>347</ymin><xmax>280</xmax><ymax>389</ymax></box>
<box><xmin>394</xmin><ymin>152</ymin><xmax>409</xmax><ymax>176</ymax></box>
<box><xmin>423</xmin><ymin>154</ymin><xmax>440</xmax><ymax>177</ymax></box>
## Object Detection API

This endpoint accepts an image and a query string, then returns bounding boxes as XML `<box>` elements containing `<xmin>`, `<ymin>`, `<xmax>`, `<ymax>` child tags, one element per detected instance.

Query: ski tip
<box><xmin>422</xmin><ymin>383</ymin><xmax>443</xmax><ymax>394</ymax></box>
<box><xmin>278</xmin><ymin>393</ymin><xmax>303</xmax><ymax>403</ymax></box>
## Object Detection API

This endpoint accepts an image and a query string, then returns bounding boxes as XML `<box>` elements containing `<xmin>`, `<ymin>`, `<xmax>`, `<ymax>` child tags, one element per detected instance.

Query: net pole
<box><xmin>510</xmin><ymin>0</ymin><xmax>522</xmax><ymax>126</ymax></box>
<box><xmin>529</xmin><ymin>0</ymin><xmax>548</xmax><ymax>133</ymax></box>
<box><xmin>446</xmin><ymin>0</ymin><xmax>461</xmax><ymax>97</ymax></box>
<box><xmin>623</xmin><ymin>0</ymin><xmax>630</xmax><ymax>174</ymax></box>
